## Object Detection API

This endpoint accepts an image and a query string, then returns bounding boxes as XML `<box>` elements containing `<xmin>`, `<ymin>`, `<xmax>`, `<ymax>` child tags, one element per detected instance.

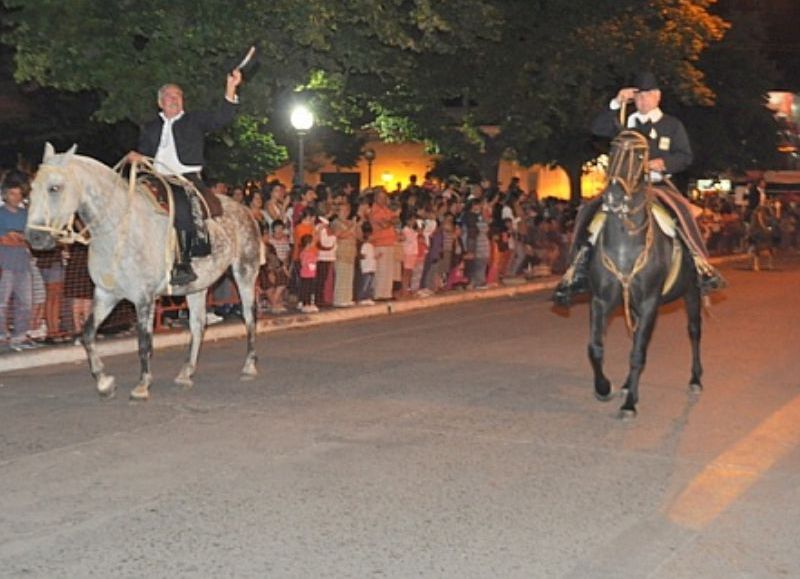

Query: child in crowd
<box><xmin>298</xmin><ymin>233</ymin><xmax>318</xmax><ymax>313</ymax></box>
<box><xmin>400</xmin><ymin>217</ymin><xmax>418</xmax><ymax>297</ymax></box>
<box><xmin>260</xmin><ymin>243</ymin><xmax>289</xmax><ymax>314</ymax></box>
<box><xmin>290</xmin><ymin>206</ymin><xmax>317</xmax><ymax>299</ymax></box>
<box><xmin>446</xmin><ymin>223</ymin><xmax>468</xmax><ymax>290</ymax></box>
<box><xmin>263</xmin><ymin>220</ymin><xmax>291</xmax><ymax>313</ymax></box>
<box><xmin>412</xmin><ymin>221</ymin><xmax>428</xmax><ymax>292</ymax></box>
<box><xmin>358</xmin><ymin>223</ymin><xmax>377</xmax><ymax>305</ymax></box>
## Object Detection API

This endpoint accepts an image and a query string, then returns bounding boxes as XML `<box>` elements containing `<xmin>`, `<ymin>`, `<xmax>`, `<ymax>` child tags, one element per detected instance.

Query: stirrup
<box><xmin>699</xmin><ymin>271</ymin><xmax>726</xmax><ymax>295</ymax></box>
<box><xmin>552</xmin><ymin>280</ymin><xmax>575</xmax><ymax>307</ymax></box>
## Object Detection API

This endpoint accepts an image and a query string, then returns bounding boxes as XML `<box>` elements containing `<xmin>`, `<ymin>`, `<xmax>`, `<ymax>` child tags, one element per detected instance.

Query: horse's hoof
<box><xmin>618</xmin><ymin>408</ymin><xmax>637</xmax><ymax>420</ymax></box>
<box><xmin>594</xmin><ymin>390</ymin><xmax>614</xmax><ymax>402</ymax></box>
<box><xmin>240</xmin><ymin>363</ymin><xmax>258</xmax><ymax>381</ymax></box>
<box><xmin>129</xmin><ymin>386</ymin><xmax>150</xmax><ymax>401</ymax></box>
<box><xmin>97</xmin><ymin>375</ymin><xmax>116</xmax><ymax>399</ymax></box>
<box><xmin>688</xmin><ymin>382</ymin><xmax>703</xmax><ymax>394</ymax></box>
<box><xmin>98</xmin><ymin>388</ymin><xmax>116</xmax><ymax>401</ymax></box>
<box><xmin>174</xmin><ymin>376</ymin><xmax>194</xmax><ymax>390</ymax></box>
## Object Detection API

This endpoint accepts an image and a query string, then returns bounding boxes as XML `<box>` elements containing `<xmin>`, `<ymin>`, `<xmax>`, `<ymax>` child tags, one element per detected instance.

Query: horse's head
<box><xmin>607</xmin><ymin>130</ymin><xmax>649</xmax><ymax>191</ymax></box>
<box><xmin>25</xmin><ymin>143</ymin><xmax>81</xmax><ymax>250</ymax></box>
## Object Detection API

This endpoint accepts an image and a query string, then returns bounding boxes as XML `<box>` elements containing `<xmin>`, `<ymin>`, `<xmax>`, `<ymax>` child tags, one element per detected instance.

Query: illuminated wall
<box><xmin>270</xmin><ymin>141</ymin><xmax>433</xmax><ymax>191</ymax></box>
<box><xmin>270</xmin><ymin>140</ymin><xmax>603</xmax><ymax>199</ymax></box>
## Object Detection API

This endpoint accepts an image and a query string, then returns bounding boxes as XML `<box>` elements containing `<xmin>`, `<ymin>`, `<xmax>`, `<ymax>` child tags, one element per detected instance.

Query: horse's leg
<box><xmin>233</xmin><ymin>264</ymin><xmax>258</xmax><ymax>380</ymax></box>
<box><xmin>130</xmin><ymin>299</ymin><xmax>156</xmax><ymax>401</ymax></box>
<box><xmin>175</xmin><ymin>290</ymin><xmax>207</xmax><ymax>389</ymax></box>
<box><xmin>619</xmin><ymin>298</ymin><xmax>660</xmax><ymax>418</ymax></box>
<box><xmin>83</xmin><ymin>289</ymin><xmax>120</xmax><ymax>399</ymax></box>
<box><xmin>684</xmin><ymin>285</ymin><xmax>703</xmax><ymax>393</ymax></box>
<box><xmin>588</xmin><ymin>296</ymin><xmax>613</xmax><ymax>401</ymax></box>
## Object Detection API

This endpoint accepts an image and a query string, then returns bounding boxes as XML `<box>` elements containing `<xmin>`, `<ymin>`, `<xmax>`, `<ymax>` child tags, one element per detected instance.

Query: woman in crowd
<box><xmin>368</xmin><ymin>190</ymin><xmax>399</xmax><ymax>300</ymax></box>
<box><xmin>314</xmin><ymin>202</ymin><xmax>337</xmax><ymax>308</ymax></box>
<box><xmin>331</xmin><ymin>200</ymin><xmax>357</xmax><ymax>307</ymax></box>
<box><xmin>246</xmin><ymin>191</ymin><xmax>268</xmax><ymax>235</ymax></box>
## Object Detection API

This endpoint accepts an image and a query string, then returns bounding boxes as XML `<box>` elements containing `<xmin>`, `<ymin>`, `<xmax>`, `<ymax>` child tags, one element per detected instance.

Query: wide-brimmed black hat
<box><xmin>633</xmin><ymin>71</ymin><xmax>659</xmax><ymax>92</ymax></box>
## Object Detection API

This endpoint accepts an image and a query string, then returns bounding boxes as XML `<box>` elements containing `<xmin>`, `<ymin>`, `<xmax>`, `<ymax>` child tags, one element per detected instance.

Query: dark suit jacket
<box><xmin>591</xmin><ymin>107</ymin><xmax>692</xmax><ymax>175</ymax></box>
<box><xmin>137</xmin><ymin>99</ymin><xmax>237</xmax><ymax>168</ymax></box>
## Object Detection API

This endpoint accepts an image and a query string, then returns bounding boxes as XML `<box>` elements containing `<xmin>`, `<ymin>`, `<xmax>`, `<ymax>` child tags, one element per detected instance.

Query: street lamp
<box><xmin>363</xmin><ymin>148</ymin><xmax>376</xmax><ymax>188</ymax></box>
<box><xmin>290</xmin><ymin>104</ymin><xmax>314</xmax><ymax>187</ymax></box>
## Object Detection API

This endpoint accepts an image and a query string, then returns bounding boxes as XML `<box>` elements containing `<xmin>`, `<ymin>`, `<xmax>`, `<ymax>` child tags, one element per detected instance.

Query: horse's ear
<box><xmin>64</xmin><ymin>143</ymin><xmax>78</xmax><ymax>161</ymax></box>
<box><xmin>43</xmin><ymin>142</ymin><xmax>56</xmax><ymax>163</ymax></box>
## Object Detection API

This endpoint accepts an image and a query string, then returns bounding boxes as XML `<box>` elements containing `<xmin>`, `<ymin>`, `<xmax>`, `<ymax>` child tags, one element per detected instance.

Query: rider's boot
<box><xmin>171</xmin><ymin>230</ymin><xmax>198</xmax><ymax>286</ymax></box>
<box><xmin>552</xmin><ymin>244</ymin><xmax>592</xmax><ymax>307</ymax></box>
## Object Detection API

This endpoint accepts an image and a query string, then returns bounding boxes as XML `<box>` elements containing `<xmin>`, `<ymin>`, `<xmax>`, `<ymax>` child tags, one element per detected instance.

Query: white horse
<box><xmin>25</xmin><ymin>144</ymin><xmax>262</xmax><ymax>400</ymax></box>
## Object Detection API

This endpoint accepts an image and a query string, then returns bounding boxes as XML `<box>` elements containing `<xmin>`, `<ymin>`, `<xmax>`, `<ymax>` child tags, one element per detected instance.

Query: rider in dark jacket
<box><xmin>128</xmin><ymin>70</ymin><xmax>241</xmax><ymax>285</ymax></box>
<box><xmin>553</xmin><ymin>72</ymin><xmax>725</xmax><ymax>306</ymax></box>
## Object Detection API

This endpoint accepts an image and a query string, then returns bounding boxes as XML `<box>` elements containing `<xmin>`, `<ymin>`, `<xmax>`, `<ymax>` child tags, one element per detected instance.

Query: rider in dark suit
<box><xmin>129</xmin><ymin>69</ymin><xmax>241</xmax><ymax>285</ymax></box>
<box><xmin>553</xmin><ymin>72</ymin><xmax>725</xmax><ymax>306</ymax></box>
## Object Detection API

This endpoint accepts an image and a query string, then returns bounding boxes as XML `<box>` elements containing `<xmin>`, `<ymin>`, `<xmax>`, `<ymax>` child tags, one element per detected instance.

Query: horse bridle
<box><xmin>602</xmin><ymin>131</ymin><xmax>652</xmax><ymax>233</ymax></box>
<box><xmin>26</xmin><ymin>165</ymin><xmax>93</xmax><ymax>245</ymax></box>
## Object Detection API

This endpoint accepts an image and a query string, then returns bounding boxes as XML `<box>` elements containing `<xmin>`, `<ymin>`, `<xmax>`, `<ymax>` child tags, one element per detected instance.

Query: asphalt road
<box><xmin>1</xmin><ymin>256</ymin><xmax>799</xmax><ymax>578</ymax></box>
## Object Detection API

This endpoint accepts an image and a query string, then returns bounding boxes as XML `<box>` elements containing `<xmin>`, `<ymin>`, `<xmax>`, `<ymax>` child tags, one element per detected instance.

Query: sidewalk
<box><xmin>0</xmin><ymin>254</ymin><xmax>746</xmax><ymax>374</ymax></box>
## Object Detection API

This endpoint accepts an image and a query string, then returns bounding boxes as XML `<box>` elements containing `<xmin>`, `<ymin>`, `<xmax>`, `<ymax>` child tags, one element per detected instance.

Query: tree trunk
<box><xmin>563</xmin><ymin>160</ymin><xmax>584</xmax><ymax>204</ymax></box>
<box><xmin>478</xmin><ymin>136</ymin><xmax>504</xmax><ymax>186</ymax></box>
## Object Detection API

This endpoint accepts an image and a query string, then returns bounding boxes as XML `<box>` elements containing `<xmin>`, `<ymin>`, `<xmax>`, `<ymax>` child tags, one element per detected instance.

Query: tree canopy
<box><xmin>1</xmin><ymin>0</ymin><xmax>780</xmax><ymax>189</ymax></box>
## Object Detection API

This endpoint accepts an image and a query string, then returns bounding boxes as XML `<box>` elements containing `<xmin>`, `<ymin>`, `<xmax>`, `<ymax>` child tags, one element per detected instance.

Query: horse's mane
<box><xmin>71</xmin><ymin>155</ymin><xmax>128</xmax><ymax>188</ymax></box>
<box><xmin>65</xmin><ymin>154</ymin><xmax>169</xmax><ymax>212</ymax></box>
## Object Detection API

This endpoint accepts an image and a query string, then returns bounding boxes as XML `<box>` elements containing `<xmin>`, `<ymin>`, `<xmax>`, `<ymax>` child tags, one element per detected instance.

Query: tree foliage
<box><xmin>677</xmin><ymin>5</ymin><xmax>780</xmax><ymax>175</ymax></box>
<box><xmin>205</xmin><ymin>115</ymin><xmax>287</xmax><ymax>184</ymax></box>
<box><xmin>1</xmin><ymin>0</ymin><xmax>780</xmax><ymax>191</ymax></box>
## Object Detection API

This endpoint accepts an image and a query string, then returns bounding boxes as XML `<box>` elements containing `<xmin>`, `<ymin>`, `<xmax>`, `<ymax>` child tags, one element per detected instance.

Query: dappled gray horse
<box><xmin>586</xmin><ymin>131</ymin><xmax>704</xmax><ymax>418</ymax></box>
<box><xmin>25</xmin><ymin>144</ymin><xmax>262</xmax><ymax>400</ymax></box>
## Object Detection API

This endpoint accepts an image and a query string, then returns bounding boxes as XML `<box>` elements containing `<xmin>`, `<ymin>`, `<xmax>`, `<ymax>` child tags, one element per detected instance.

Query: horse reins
<box><xmin>599</xmin><ymin>129</ymin><xmax>656</xmax><ymax>334</ymax></box>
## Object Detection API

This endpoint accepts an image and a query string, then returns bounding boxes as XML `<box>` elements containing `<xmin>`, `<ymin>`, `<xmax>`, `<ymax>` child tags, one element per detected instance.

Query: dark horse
<box><xmin>587</xmin><ymin>131</ymin><xmax>703</xmax><ymax>418</ymax></box>
<box><xmin>25</xmin><ymin>144</ymin><xmax>263</xmax><ymax>401</ymax></box>
<box><xmin>747</xmin><ymin>204</ymin><xmax>779</xmax><ymax>271</ymax></box>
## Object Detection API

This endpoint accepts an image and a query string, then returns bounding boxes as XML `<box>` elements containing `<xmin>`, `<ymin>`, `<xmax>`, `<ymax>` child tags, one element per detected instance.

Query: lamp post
<box><xmin>290</xmin><ymin>104</ymin><xmax>314</xmax><ymax>187</ymax></box>
<box><xmin>363</xmin><ymin>148</ymin><xmax>376</xmax><ymax>188</ymax></box>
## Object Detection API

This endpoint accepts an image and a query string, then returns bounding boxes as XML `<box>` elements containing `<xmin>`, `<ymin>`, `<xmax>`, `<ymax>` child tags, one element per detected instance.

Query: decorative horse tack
<box><xmin>584</xmin><ymin>131</ymin><xmax>705</xmax><ymax>418</ymax></box>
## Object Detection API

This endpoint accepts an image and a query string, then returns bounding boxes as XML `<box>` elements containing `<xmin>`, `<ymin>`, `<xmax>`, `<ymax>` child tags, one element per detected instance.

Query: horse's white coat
<box><xmin>26</xmin><ymin>145</ymin><xmax>263</xmax><ymax>399</ymax></box>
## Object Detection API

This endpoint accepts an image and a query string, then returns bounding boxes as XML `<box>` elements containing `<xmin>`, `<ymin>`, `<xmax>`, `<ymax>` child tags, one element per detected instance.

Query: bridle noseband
<box><xmin>603</xmin><ymin>130</ymin><xmax>651</xmax><ymax>233</ymax></box>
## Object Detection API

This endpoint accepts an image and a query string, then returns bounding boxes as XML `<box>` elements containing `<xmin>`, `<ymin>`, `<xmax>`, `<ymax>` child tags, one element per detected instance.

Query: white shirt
<box><xmin>153</xmin><ymin>111</ymin><xmax>203</xmax><ymax>176</ymax></box>
<box><xmin>609</xmin><ymin>100</ymin><xmax>667</xmax><ymax>182</ymax></box>
<box><xmin>360</xmin><ymin>241</ymin><xmax>376</xmax><ymax>273</ymax></box>
<box><xmin>316</xmin><ymin>218</ymin><xmax>337</xmax><ymax>262</ymax></box>
<box><xmin>626</xmin><ymin>107</ymin><xmax>664</xmax><ymax>129</ymax></box>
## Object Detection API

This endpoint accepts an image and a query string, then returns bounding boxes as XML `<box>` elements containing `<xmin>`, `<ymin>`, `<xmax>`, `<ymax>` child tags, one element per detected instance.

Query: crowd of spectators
<box><xmin>225</xmin><ymin>173</ymin><xmax>577</xmax><ymax>315</ymax></box>
<box><xmin>695</xmin><ymin>187</ymin><xmax>800</xmax><ymax>255</ymax></box>
<box><xmin>4</xmin><ymin>164</ymin><xmax>800</xmax><ymax>353</ymax></box>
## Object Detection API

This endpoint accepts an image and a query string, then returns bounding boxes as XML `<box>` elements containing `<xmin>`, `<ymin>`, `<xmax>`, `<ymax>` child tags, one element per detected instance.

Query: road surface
<box><xmin>1</xmin><ymin>256</ymin><xmax>798</xmax><ymax>578</ymax></box>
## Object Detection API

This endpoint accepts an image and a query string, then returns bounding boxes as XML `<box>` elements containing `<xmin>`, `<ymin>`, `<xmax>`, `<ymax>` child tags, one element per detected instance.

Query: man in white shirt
<box><xmin>128</xmin><ymin>70</ymin><xmax>241</xmax><ymax>284</ymax></box>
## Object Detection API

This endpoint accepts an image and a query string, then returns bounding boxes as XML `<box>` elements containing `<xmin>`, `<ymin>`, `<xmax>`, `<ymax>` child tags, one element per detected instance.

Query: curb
<box><xmin>0</xmin><ymin>253</ymin><xmax>747</xmax><ymax>373</ymax></box>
